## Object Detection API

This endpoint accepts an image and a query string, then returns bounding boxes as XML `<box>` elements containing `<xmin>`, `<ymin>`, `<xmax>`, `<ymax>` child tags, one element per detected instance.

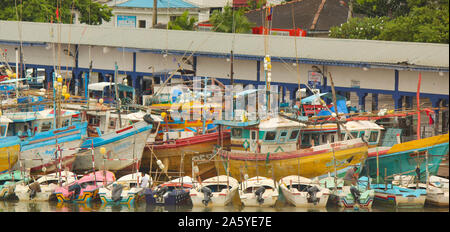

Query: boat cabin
<box><xmin>216</xmin><ymin>117</ymin><xmax>306</xmax><ymax>153</ymax></box>
<box><xmin>88</xmin><ymin>82</ymin><xmax>135</xmax><ymax>104</ymax></box>
<box><xmin>300</xmin><ymin>121</ymin><xmax>384</xmax><ymax>148</ymax></box>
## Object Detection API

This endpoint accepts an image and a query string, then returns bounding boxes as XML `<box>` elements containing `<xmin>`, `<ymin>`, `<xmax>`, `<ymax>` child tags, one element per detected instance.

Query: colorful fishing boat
<box><xmin>214</xmin><ymin>117</ymin><xmax>369</xmax><ymax>181</ymax></box>
<box><xmin>189</xmin><ymin>175</ymin><xmax>239</xmax><ymax>207</ymax></box>
<box><xmin>279</xmin><ymin>175</ymin><xmax>330</xmax><ymax>208</ymax></box>
<box><xmin>371</xmin><ymin>182</ymin><xmax>427</xmax><ymax>208</ymax></box>
<box><xmin>391</xmin><ymin>175</ymin><xmax>449</xmax><ymax>207</ymax></box>
<box><xmin>73</xmin><ymin>115</ymin><xmax>158</xmax><ymax>173</ymax></box>
<box><xmin>144</xmin><ymin>176</ymin><xmax>193</xmax><ymax>206</ymax></box>
<box><xmin>17</xmin><ymin>122</ymin><xmax>88</xmax><ymax>175</ymax></box>
<box><xmin>363</xmin><ymin>133</ymin><xmax>449</xmax><ymax>181</ymax></box>
<box><xmin>0</xmin><ymin>115</ymin><xmax>20</xmax><ymax>174</ymax></box>
<box><xmin>145</xmin><ymin>131</ymin><xmax>230</xmax><ymax>180</ymax></box>
<box><xmin>319</xmin><ymin>176</ymin><xmax>375</xmax><ymax>208</ymax></box>
<box><xmin>54</xmin><ymin>171</ymin><xmax>115</xmax><ymax>203</ymax></box>
<box><xmin>0</xmin><ymin>170</ymin><xmax>31</xmax><ymax>200</ymax></box>
<box><xmin>14</xmin><ymin>171</ymin><xmax>78</xmax><ymax>201</ymax></box>
<box><xmin>239</xmin><ymin>176</ymin><xmax>279</xmax><ymax>207</ymax></box>
<box><xmin>98</xmin><ymin>172</ymin><xmax>151</xmax><ymax>205</ymax></box>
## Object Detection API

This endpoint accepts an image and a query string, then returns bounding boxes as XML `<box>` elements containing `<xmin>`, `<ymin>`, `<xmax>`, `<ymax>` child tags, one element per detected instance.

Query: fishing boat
<box><xmin>319</xmin><ymin>176</ymin><xmax>375</xmax><ymax>208</ymax></box>
<box><xmin>239</xmin><ymin>176</ymin><xmax>279</xmax><ymax>207</ymax></box>
<box><xmin>371</xmin><ymin>182</ymin><xmax>427</xmax><ymax>208</ymax></box>
<box><xmin>72</xmin><ymin>115</ymin><xmax>158</xmax><ymax>173</ymax></box>
<box><xmin>189</xmin><ymin>175</ymin><xmax>239</xmax><ymax>207</ymax></box>
<box><xmin>98</xmin><ymin>172</ymin><xmax>151</xmax><ymax>205</ymax></box>
<box><xmin>279</xmin><ymin>175</ymin><xmax>330</xmax><ymax>208</ymax></box>
<box><xmin>145</xmin><ymin>130</ymin><xmax>230</xmax><ymax>180</ymax></box>
<box><xmin>363</xmin><ymin>133</ymin><xmax>449</xmax><ymax>181</ymax></box>
<box><xmin>214</xmin><ymin>116</ymin><xmax>369</xmax><ymax>181</ymax></box>
<box><xmin>144</xmin><ymin>176</ymin><xmax>193</xmax><ymax>206</ymax></box>
<box><xmin>17</xmin><ymin>121</ymin><xmax>88</xmax><ymax>175</ymax></box>
<box><xmin>54</xmin><ymin>171</ymin><xmax>115</xmax><ymax>203</ymax></box>
<box><xmin>0</xmin><ymin>115</ymin><xmax>20</xmax><ymax>174</ymax></box>
<box><xmin>392</xmin><ymin>175</ymin><xmax>449</xmax><ymax>207</ymax></box>
<box><xmin>0</xmin><ymin>170</ymin><xmax>31</xmax><ymax>200</ymax></box>
<box><xmin>14</xmin><ymin>171</ymin><xmax>78</xmax><ymax>201</ymax></box>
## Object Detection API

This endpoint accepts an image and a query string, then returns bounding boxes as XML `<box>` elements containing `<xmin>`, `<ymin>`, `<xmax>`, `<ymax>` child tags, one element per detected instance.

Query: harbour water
<box><xmin>0</xmin><ymin>200</ymin><xmax>448</xmax><ymax>213</ymax></box>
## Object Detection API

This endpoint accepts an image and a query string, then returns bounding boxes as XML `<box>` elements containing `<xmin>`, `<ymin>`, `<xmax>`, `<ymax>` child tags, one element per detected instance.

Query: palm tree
<box><xmin>210</xmin><ymin>5</ymin><xmax>254</xmax><ymax>33</ymax></box>
<box><xmin>168</xmin><ymin>10</ymin><xmax>197</xmax><ymax>31</ymax></box>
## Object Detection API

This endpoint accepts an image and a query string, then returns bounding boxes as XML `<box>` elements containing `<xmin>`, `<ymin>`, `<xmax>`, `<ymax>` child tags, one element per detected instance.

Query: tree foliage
<box><xmin>210</xmin><ymin>5</ymin><xmax>254</xmax><ymax>33</ymax></box>
<box><xmin>330</xmin><ymin>0</ymin><xmax>449</xmax><ymax>43</ymax></box>
<box><xmin>0</xmin><ymin>0</ymin><xmax>112</xmax><ymax>25</ymax></box>
<box><xmin>168</xmin><ymin>11</ymin><xmax>197</xmax><ymax>31</ymax></box>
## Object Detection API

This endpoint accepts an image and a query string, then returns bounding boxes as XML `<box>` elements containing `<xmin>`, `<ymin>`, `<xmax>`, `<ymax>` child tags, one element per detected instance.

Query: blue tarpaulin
<box><xmin>317</xmin><ymin>99</ymin><xmax>349</xmax><ymax>116</ymax></box>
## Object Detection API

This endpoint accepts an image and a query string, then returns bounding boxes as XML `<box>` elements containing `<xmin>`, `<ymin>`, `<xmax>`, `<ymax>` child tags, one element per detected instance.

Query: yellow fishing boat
<box><xmin>214</xmin><ymin>117</ymin><xmax>369</xmax><ymax>181</ymax></box>
<box><xmin>0</xmin><ymin>115</ymin><xmax>20</xmax><ymax>173</ymax></box>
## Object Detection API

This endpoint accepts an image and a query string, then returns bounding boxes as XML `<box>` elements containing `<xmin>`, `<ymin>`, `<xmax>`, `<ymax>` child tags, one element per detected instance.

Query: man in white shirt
<box><xmin>140</xmin><ymin>172</ymin><xmax>149</xmax><ymax>188</ymax></box>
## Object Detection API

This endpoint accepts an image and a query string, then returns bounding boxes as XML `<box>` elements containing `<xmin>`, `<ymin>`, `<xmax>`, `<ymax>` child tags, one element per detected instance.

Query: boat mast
<box><xmin>114</xmin><ymin>62</ymin><xmax>122</xmax><ymax>128</ymax></box>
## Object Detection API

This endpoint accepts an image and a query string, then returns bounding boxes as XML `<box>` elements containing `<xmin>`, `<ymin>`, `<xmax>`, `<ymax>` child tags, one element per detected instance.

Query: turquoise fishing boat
<box><xmin>363</xmin><ymin>133</ymin><xmax>449</xmax><ymax>181</ymax></box>
<box><xmin>319</xmin><ymin>176</ymin><xmax>375</xmax><ymax>208</ymax></box>
<box><xmin>0</xmin><ymin>170</ymin><xmax>30</xmax><ymax>199</ymax></box>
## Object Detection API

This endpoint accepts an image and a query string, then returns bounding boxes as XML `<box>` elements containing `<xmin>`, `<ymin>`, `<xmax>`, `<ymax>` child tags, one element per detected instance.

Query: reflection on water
<box><xmin>0</xmin><ymin>200</ymin><xmax>448</xmax><ymax>212</ymax></box>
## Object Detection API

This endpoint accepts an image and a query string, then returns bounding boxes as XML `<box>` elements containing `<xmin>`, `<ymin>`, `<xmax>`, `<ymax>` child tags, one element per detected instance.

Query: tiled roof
<box><xmin>117</xmin><ymin>0</ymin><xmax>198</xmax><ymax>8</ymax></box>
<box><xmin>245</xmin><ymin>0</ymin><xmax>353</xmax><ymax>31</ymax></box>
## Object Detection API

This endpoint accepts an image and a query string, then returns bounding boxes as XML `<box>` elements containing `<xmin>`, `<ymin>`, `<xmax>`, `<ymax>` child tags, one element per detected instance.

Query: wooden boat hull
<box><xmin>143</xmin><ymin>132</ymin><xmax>230</xmax><ymax>179</ymax></box>
<box><xmin>425</xmin><ymin>192</ymin><xmax>449</xmax><ymax>207</ymax></box>
<box><xmin>215</xmin><ymin>139</ymin><xmax>368</xmax><ymax>181</ymax></box>
<box><xmin>0</xmin><ymin>142</ymin><xmax>19</xmax><ymax>174</ymax></box>
<box><xmin>364</xmin><ymin>134</ymin><xmax>449</xmax><ymax>180</ymax></box>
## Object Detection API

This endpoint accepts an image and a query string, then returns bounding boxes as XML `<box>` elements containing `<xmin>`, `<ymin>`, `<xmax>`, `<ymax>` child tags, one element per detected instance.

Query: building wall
<box><xmin>398</xmin><ymin>70</ymin><xmax>449</xmax><ymax>95</ymax></box>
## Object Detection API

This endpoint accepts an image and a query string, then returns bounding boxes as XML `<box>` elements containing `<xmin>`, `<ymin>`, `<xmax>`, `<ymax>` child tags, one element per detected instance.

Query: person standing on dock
<box><xmin>344</xmin><ymin>166</ymin><xmax>359</xmax><ymax>186</ymax></box>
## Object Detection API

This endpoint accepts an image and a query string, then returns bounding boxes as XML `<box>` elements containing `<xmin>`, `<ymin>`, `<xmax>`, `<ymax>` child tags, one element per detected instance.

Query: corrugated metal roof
<box><xmin>117</xmin><ymin>0</ymin><xmax>198</xmax><ymax>8</ymax></box>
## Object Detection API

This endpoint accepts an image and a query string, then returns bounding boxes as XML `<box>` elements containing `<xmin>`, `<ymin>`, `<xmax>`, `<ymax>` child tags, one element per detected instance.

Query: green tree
<box><xmin>210</xmin><ymin>5</ymin><xmax>254</xmax><ymax>33</ymax></box>
<box><xmin>168</xmin><ymin>11</ymin><xmax>197</xmax><ymax>31</ymax></box>
<box><xmin>246</xmin><ymin>0</ymin><xmax>266</xmax><ymax>10</ymax></box>
<box><xmin>0</xmin><ymin>0</ymin><xmax>112</xmax><ymax>25</ymax></box>
<box><xmin>329</xmin><ymin>16</ymin><xmax>388</xmax><ymax>40</ymax></box>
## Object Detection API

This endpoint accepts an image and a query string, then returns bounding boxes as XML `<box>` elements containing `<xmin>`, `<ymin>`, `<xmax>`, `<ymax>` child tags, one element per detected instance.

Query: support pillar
<box><xmin>393</xmin><ymin>95</ymin><xmax>403</xmax><ymax>110</ymax></box>
<box><xmin>430</xmin><ymin>98</ymin><xmax>442</xmax><ymax>136</ymax></box>
<box><xmin>371</xmin><ymin>93</ymin><xmax>378</xmax><ymax>111</ymax></box>
<box><xmin>405</xmin><ymin>96</ymin><xmax>413</xmax><ymax>110</ymax></box>
<box><xmin>357</xmin><ymin>92</ymin><xmax>368</xmax><ymax>112</ymax></box>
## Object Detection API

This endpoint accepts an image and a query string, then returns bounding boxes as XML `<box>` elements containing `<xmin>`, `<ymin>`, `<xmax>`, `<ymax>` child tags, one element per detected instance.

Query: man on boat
<box><xmin>140</xmin><ymin>172</ymin><xmax>149</xmax><ymax>188</ymax></box>
<box><xmin>343</xmin><ymin>166</ymin><xmax>359</xmax><ymax>186</ymax></box>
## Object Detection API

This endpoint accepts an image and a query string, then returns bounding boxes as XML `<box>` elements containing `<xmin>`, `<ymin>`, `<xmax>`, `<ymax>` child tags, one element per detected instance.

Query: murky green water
<box><xmin>0</xmin><ymin>200</ymin><xmax>447</xmax><ymax>212</ymax></box>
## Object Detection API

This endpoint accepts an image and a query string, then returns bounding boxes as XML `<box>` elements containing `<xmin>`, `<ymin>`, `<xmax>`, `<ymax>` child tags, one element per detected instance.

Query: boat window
<box><xmin>278</xmin><ymin>130</ymin><xmax>288</xmax><ymax>143</ymax></box>
<box><xmin>351</xmin><ymin>131</ymin><xmax>359</xmax><ymax>138</ymax></box>
<box><xmin>321</xmin><ymin>134</ymin><xmax>328</xmax><ymax>144</ymax></box>
<box><xmin>0</xmin><ymin>125</ymin><xmax>6</xmax><ymax>137</ymax></box>
<box><xmin>89</xmin><ymin>116</ymin><xmax>100</xmax><ymax>126</ymax></box>
<box><xmin>265</xmin><ymin>131</ymin><xmax>277</xmax><ymax>141</ymax></box>
<box><xmin>330</xmin><ymin>134</ymin><xmax>335</xmax><ymax>143</ymax></box>
<box><xmin>312</xmin><ymin>135</ymin><xmax>320</xmax><ymax>146</ymax></box>
<box><xmin>251</xmin><ymin>131</ymin><xmax>256</xmax><ymax>140</ymax></box>
<box><xmin>301</xmin><ymin>134</ymin><xmax>310</xmax><ymax>146</ymax></box>
<box><xmin>231</xmin><ymin>128</ymin><xmax>242</xmax><ymax>138</ymax></box>
<box><xmin>41</xmin><ymin>122</ymin><xmax>52</xmax><ymax>132</ymax></box>
<box><xmin>108</xmin><ymin>118</ymin><xmax>116</xmax><ymax>129</ymax></box>
<box><xmin>62</xmin><ymin>119</ymin><xmax>70</xmax><ymax>128</ymax></box>
<box><xmin>369</xmin><ymin>131</ymin><xmax>379</xmax><ymax>143</ymax></box>
<box><xmin>289</xmin><ymin>130</ymin><xmax>299</xmax><ymax>140</ymax></box>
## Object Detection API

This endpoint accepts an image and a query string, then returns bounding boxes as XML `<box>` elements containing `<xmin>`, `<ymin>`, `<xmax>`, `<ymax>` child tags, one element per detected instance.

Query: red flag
<box><xmin>56</xmin><ymin>7</ymin><xmax>59</xmax><ymax>21</ymax></box>
<box><xmin>424</xmin><ymin>109</ymin><xmax>435</xmax><ymax>125</ymax></box>
<box><xmin>267</xmin><ymin>7</ymin><xmax>273</xmax><ymax>21</ymax></box>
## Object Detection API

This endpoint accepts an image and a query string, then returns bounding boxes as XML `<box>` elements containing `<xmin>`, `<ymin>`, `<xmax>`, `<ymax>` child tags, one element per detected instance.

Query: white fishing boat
<box><xmin>73</xmin><ymin>115</ymin><xmax>159</xmax><ymax>173</ymax></box>
<box><xmin>279</xmin><ymin>175</ymin><xmax>330</xmax><ymax>208</ymax></box>
<box><xmin>392</xmin><ymin>175</ymin><xmax>448</xmax><ymax>207</ymax></box>
<box><xmin>190</xmin><ymin>175</ymin><xmax>239</xmax><ymax>207</ymax></box>
<box><xmin>239</xmin><ymin>176</ymin><xmax>279</xmax><ymax>207</ymax></box>
<box><xmin>319</xmin><ymin>176</ymin><xmax>375</xmax><ymax>208</ymax></box>
<box><xmin>14</xmin><ymin>171</ymin><xmax>77</xmax><ymax>201</ymax></box>
<box><xmin>98</xmin><ymin>172</ymin><xmax>151</xmax><ymax>205</ymax></box>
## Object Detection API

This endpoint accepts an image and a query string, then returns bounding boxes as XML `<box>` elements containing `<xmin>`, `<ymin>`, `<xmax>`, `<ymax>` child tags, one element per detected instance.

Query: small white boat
<box><xmin>279</xmin><ymin>175</ymin><xmax>330</xmax><ymax>208</ymax></box>
<box><xmin>392</xmin><ymin>175</ymin><xmax>448</xmax><ymax>207</ymax></box>
<box><xmin>14</xmin><ymin>171</ymin><xmax>78</xmax><ymax>201</ymax></box>
<box><xmin>239</xmin><ymin>176</ymin><xmax>279</xmax><ymax>207</ymax></box>
<box><xmin>98</xmin><ymin>172</ymin><xmax>151</xmax><ymax>205</ymax></box>
<box><xmin>319</xmin><ymin>176</ymin><xmax>375</xmax><ymax>208</ymax></box>
<box><xmin>190</xmin><ymin>175</ymin><xmax>239</xmax><ymax>207</ymax></box>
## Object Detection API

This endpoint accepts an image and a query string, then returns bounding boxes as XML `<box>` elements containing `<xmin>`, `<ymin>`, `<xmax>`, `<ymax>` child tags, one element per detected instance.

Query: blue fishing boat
<box><xmin>371</xmin><ymin>183</ymin><xmax>427</xmax><ymax>207</ymax></box>
<box><xmin>17</xmin><ymin>121</ymin><xmax>88</xmax><ymax>175</ymax></box>
<box><xmin>73</xmin><ymin>115</ymin><xmax>158</xmax><ymax>173</ymax></box>
<box><xmin>144</xmin><ymin>177</ymin><xmax>193</xmax><ymax>206</ymax></box>
<box><xmin>0</xmin><ymin>170</ymin><xmax>30</xmax><ymax>200</ymax></box>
